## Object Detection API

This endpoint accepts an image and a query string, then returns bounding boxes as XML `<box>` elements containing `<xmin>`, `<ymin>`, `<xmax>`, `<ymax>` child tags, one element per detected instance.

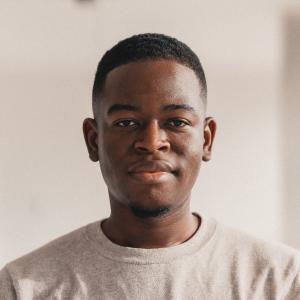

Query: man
<box><xmin>0</xmin><ymin>33</ymin><xmax>299</xmax><ymax>299</ymax></box>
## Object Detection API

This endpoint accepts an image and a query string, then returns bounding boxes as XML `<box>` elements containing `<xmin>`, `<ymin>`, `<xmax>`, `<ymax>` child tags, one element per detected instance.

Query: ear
<box><xmin>82</xmin><ymin>118</ymin><xmax>99</xmax><ymax>162</ymax></box>
<box><xmin>202</xmin><ymin>117</ymin><xmax>217</xmax><ymax>162</ymax></box>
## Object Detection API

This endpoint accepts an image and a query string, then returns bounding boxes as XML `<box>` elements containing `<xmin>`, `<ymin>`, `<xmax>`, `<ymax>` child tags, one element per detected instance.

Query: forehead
<box><xmin>100</xmin><ymin>59</ymin><xmax>204</xmax><ymax>112</ymax></box>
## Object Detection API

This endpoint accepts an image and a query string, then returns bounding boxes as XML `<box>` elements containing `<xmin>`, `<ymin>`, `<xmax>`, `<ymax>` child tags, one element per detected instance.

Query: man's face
<box><xmin>84</xmin><ymin>59</ymin><xmax>216</xmax><ymax>216</ymax></box>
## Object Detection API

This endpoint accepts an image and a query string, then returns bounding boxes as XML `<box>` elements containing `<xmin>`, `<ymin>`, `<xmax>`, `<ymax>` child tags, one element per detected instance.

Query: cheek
<box><xmin>99</xmin><ymin>128</ymin><xmax>127</xmax><ymax>159</ymax></box>
<box><xmin>184</xmin><ymin>148</ymin><xmax>203</xmax><ymax>174</ymax></box>
<box><xmin>175</xmin><ymin>129</ymin><xmax>203</xmax><ymax>159</ymax></box>
<box><xmin>98</xmin><ymin>143</ymin><xmax>124</xmax><ymax>189</ymax></box>
<box><xmin>176</xmin><ymin>133</ymin><xmax>204</xmax><ymax>180</ymax></box>
<box><xmin>180</xmin><ymin>150</ymin><xmax>202</xmax><ymax>189</ymax></box>
<box><xmin>97</xmin><ymin>132</ymin><xmax>131</xmax><ymax>181</ymax></box>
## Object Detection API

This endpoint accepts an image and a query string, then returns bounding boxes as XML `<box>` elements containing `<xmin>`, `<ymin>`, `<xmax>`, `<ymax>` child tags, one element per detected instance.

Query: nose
<box><xmin>134</xmin><ymin>120</ymin><xmax>170</xmax><ymax>154</ymax></box>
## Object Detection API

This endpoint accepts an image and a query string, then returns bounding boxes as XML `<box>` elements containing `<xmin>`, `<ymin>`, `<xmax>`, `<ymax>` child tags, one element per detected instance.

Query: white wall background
<box><xmin>1</xmin><ymin>0</ymin><xmax>300</xmax><ymax>268</ymax></box>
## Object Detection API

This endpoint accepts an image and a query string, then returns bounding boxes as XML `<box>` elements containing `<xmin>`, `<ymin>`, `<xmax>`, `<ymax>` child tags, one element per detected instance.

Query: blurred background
<box><xmin>1</xmin><ymin>0</ymin><xmax>300</xmax><ymax>268</ymax></box>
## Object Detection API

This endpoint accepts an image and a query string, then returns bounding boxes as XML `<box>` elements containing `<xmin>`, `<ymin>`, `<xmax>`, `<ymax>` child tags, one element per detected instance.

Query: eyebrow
<box><xmin>162</xmin><ymin>104</ymin><xmax>196</xmax><ymax>112</ymax></box>
<box><xmin>107</xmin><ymin>104</ymin><xmax>138</xmax><ymax>115</ymax></box>
<box><xmin>107</xmin><ymin>103</ymin><xmax>196</xmax><ymax>115</ymax></box>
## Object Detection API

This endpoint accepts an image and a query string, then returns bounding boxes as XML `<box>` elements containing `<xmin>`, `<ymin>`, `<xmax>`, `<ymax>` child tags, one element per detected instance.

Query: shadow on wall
<box><xmin>281</xmin><ymin>8</ymin><xmax>300</xmax><ymax>250</ymax></box>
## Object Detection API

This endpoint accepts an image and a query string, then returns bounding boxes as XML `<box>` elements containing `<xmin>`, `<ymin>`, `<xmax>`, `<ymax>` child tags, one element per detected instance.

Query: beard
<box><xmin>129</xmin><ymin>203</ymin><xmax>170</xmax><ymax>219</ymax></box>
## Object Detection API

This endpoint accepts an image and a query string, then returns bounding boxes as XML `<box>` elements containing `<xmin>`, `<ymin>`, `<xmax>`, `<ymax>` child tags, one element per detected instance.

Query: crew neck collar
<box><xmin>85</xmin><ymin>213</ymin><xmax>217</xmax><ymax>264</ymax></box>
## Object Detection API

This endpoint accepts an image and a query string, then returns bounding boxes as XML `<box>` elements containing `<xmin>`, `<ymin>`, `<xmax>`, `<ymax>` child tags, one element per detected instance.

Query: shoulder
<box><xmin>4</xmin><ymin>221</ymin><xmax>98</xmax><ymax>280</ymax></box>
<box><xmin>215</xmin><ymin>222</ymin><xmax>300</xmax><ymax>265</ymax></box>
<box><xmin>195</xmin><ymin>216</ymin><xmax>300</xmax><ymax>298</ymax></box>
<box><xmin>0</xmin><ymin>220</ymin><xmax>102</xmax><ymax>298</ymax></box>
<box><xmin>212</xmin><ymin>221</ymin><xmax>300</xmax><ymax>295</ymax></box>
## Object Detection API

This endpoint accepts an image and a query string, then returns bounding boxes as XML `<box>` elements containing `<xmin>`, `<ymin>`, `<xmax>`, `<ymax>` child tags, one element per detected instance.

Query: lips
<box><xmin>128</xmin><ymin>160</ymin><xmax>176</xmax><ymax>183</ymax></box>
<box><xmin>128</xmin><ymin>160</ymin><xmax>174</xmax><ymax>173</ymax></box>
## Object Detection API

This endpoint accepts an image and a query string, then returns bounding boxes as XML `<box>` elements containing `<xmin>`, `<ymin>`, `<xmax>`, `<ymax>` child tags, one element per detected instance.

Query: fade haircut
<box><xmin>92</xmin><ymin>33</ymin><xmax>207</xmax><ymax>114</ymax></box>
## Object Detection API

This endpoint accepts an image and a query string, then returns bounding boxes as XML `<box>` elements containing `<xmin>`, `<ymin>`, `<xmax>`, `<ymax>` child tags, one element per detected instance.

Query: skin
<box><xmin>83</xmin><ymin>59</ymin><xmax>216</xmax><ymax>248</ymax></box>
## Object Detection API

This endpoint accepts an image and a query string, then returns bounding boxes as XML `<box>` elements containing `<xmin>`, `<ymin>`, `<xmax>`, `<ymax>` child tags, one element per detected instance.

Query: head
<box><xmin>92</xmin><ymin>33</ymin><xmax>207</xmax><ymax>116</ymax></box>
<box><xmin>83</xmin><ymin>33</ymin><xmax>216</xmax><ymax>219</ymax></box>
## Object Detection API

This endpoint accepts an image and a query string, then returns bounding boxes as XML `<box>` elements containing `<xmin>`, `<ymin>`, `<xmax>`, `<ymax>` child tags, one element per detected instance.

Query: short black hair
<box><xmin>92</xmin><ymin>33</ymin><xmax>207</xmax><ymax>114</ymax></box>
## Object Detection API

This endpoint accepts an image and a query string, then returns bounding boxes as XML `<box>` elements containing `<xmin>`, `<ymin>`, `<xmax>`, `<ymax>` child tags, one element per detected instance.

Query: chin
<box><xmin>128</xmin><ymin>203</ymin><xmax>171</xmax><ymax>219</ymax></box>
<box><xmin>126</xmin><ymin>190</ymin><xmax>175</xmax><ymax>219</ymax></box>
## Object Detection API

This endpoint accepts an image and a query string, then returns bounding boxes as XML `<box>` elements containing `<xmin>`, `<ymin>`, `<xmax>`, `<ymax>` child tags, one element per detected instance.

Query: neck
<box><xmin>101</xmin><ymin>197</ymin><xmax>200</xmax><ymax>249</ymax></box>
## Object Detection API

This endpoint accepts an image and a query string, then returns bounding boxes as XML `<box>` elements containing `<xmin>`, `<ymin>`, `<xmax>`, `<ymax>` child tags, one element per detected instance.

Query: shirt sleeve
<box><xmin>0</xmin><ymin>267</ymin><xmax>17</xmax><ymax>300</ymax></box>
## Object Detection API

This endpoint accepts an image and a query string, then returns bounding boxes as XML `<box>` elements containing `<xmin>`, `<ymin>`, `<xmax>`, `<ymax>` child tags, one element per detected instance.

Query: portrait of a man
<box><xmin>0</xmin><ymin>33</ymin><xmax>299</xmax><ymax>299</ymax></box>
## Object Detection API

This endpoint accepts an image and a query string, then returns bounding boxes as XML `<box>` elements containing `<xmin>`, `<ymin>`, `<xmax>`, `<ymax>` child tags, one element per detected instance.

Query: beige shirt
<box><xmin>1</xmin><ymin>214</ymin><xmax>300</xmax><ymax>299</ymax></box>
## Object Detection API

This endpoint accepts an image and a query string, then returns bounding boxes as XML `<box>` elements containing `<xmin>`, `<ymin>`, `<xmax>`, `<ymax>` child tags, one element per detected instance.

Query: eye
<box><xmin>167</xmin><ymin>119</ymin><xmax>189</xmax><ymax>127</ymax></box>
<box><xmin>114</xmin><ymin>119</ymin><xmax>138</xmax><ymax>127</ymax></box>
